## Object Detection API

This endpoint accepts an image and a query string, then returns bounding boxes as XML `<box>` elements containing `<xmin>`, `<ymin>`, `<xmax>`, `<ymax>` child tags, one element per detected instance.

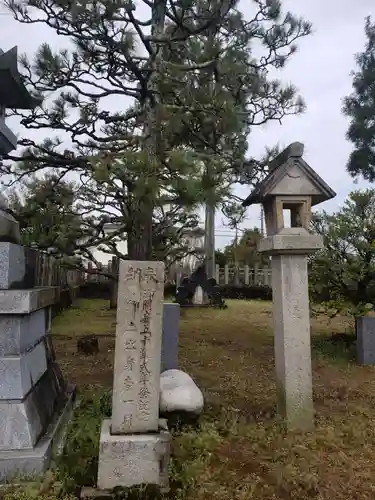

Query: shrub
<box><xmin>219</xmin><ymin>284</ymin><xmax>272</xmax><ymax>301</ymax></box>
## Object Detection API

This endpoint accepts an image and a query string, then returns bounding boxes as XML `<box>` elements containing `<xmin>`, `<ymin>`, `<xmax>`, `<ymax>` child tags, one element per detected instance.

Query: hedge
<box><xmin>219</xmin><ymin>284</ymin><xmax>272</xmax><ymax>301</ymax></box>
<box><xmin>79</xmin><ymin>281</ymin><xmax>272</xmax><ymax>302</ymax></box>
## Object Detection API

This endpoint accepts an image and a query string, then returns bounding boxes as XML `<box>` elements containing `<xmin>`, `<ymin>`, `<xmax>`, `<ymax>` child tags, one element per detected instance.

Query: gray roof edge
<box><xmin>242</xmin><ymin>156</ymin><xmax>336</xmax><ymax>207</ymax></box>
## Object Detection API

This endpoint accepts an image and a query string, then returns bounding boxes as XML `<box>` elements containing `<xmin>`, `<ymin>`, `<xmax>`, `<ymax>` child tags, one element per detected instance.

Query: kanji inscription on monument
<box><xmin>111</xmin><ymin>260</ymin><xmax>164</xmax><ymax>434</ymax></box>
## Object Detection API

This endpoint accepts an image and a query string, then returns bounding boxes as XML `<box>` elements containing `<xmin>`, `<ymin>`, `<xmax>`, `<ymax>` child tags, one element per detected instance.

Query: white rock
<box><xmin>159</xmin><ymin>369</ymin><xmax>204</xmax><ymax>414</ymax></box>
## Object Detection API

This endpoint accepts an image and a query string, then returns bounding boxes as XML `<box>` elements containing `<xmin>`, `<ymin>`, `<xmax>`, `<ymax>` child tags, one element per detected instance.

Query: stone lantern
<box><xmin>243</xmin><ymin>142</ymin><xmax>336</xmax><ymax>430</ymax></box>
<box><xmin>0</xmin><ymin>46</ymin><xmax>41</xmax><ymax>243</ymax></box>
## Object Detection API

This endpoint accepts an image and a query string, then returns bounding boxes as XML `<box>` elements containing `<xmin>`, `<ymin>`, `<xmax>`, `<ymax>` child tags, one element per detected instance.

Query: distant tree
<box><xmin>8</xmin><ymin>175</ymin><xmax>83</xmax><ymax>258</ymax></box>
<box><xmin>343</xmin><ymin>16</ymin><xmax>375</xmax><ymax>181</ymax></box>
<box><xmin>310</xmin><ymin>189</ymin><xmax>375</xmax><ymax>317</ymax></box>
<box><xmin>215</xmin><ymin>249</ymin><xmax>228</xmax><ymax>267</ymax></box>
<box><xmin>224</xmin><ymin>227</ymin><xmax>268</xmax><ymax>268</ymax></box>
<box><xmin>1</xmin><ymin>0</ymin><xmax>312</xmax><ymax>260</ymax></box>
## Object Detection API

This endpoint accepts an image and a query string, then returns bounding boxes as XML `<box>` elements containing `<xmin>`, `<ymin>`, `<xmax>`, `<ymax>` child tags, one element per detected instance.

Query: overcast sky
<box><xmin>0</xmin><ymin>0</ymin><xmax>374</xmax><ymax>248</ymax></box>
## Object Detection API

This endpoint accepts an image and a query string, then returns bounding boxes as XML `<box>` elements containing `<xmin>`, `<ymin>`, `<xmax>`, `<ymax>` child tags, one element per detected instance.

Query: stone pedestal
<box><xmin>259</xmin><ymin>229</ymin><xmax>322</xmax><ymax>431</ymax></box>
<box><xmin>97</xmin><ymin>419</ymin><xmax>170</xmax><ymax>491</ymax></box>
<box><xmin>98</xmin><ymin>260</ymin><xmax>171</xmax><ymax>492</ymax></box>
<box><xmin>0</xmin><ymin>242</ymin><xmax>75</xmax><ymax>481</ymax></box>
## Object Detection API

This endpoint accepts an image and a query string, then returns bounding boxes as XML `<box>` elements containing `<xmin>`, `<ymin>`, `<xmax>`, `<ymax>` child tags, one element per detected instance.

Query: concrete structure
<box><xmin>243</xmin><ymin>142</ymin><xmax>336</xmax><ymax>431</ymax></box>
<box><xmin>97</xmin><ymin>260</ymin><xmax>171</xmax><ymax>491</ymax></box>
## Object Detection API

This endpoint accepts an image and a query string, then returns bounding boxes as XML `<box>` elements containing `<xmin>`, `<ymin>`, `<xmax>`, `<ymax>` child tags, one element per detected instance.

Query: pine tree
<box><xmin>343</xmin><ymin>16</ymin><xmax>375</xmax><ymax>181</ymax></box>
<box><xmin>7</xmin><ymin>175</ymin><xmax>83</xmax><ymax>256</ymax></box>
<box><xmin>2</xmin><ymin>0</ymin><xmax>311</xmax><ymax>260</ymax></box>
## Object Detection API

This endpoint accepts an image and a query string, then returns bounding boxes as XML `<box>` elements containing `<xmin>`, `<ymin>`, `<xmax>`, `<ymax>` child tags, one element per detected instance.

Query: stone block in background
<box><xmin>97</xmin><ymin>419</ymin><xmax>170</xmax><ymax>491</ymax></box>
<box><xmin>0</xmin><ymin>242</ymin><xmax>25</xmax><ymax>290</ymax></box>
<box><xmin>357</xmin><ymin>316</ymin><xmax>375</xmax><ymax>365</ymax></box>
<box><xmin>161</xmin><ymin>303</ymin><xmax>180</xmax><ymax>372</ymax></box>
<box><xmin>0</xmin><ymin>309</ymin><xmax>46</xmax><ymax>356</ymax></box>
<box><xmin>0</xmin><ymin>339</ymin><xmax>48</xmax><ymax>399</ymax></box>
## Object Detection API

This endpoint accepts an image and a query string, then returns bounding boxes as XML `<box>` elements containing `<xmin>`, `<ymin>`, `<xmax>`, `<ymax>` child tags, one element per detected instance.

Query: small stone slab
<box><xmin>0</xmin><ymin>340</ymin><xmax>47</xmax><ymax>399</ymax></box>
<box><xmin>97</xmin><ymin>419</ymin><xmax>170</xmax><ymax>491</ymax></box>
<box><xmin>0</xmin><ymin>309</ymin><xmax>46</xmax><ymax>356</ymax></box>
<box><xmin>0</xmin><ymin>287</ymin><xmax>58</xmax><ymax>315</ymax></box>
<box><xmin>0</xmin><ymin>242</ymin><xmax>25</xmax><ymax>289</ymax></box>
<box><xmin>161</xmin><ymin>303</ymin><xmax>180</xmax><ymax>372</ymax></box>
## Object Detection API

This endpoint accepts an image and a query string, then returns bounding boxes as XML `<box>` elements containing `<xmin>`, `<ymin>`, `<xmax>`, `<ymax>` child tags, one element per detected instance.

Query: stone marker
<box><xmin>242</xmin><ymin>142</ymin><xmax>336</xmax><ymax>431</ymax></box>
<box><xmin>161</xmin><ymin>303</ymin><xmax>180</xmax><ymax>372</ymax></box>
<box><xmin>357</xmin><ymin>316</ymin><xmax>375</xmax><ymax>365</ymax></box>
<box><xmin>97</xmin><ymin>260</ymin><xmax>171</xmax><ymax>491</ymax></box>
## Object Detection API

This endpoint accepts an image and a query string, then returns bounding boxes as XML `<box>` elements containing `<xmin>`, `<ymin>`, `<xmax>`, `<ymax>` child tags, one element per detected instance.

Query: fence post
<box><xmin>176</xmin><ymin>263</ymin><xmax>183</xmax><ymax>288</ymax></box>
<box><xmin>110</xmin><ymin>256</ymin><xmax>119</xmax><ymax>309</ymax></box>
<box><xmin>224</xmin><ymin>264</ymin><xmax>229</xmax><ymax>285</ymax></box>
<box><xmin>215</xmin><ymin>264</ymin><xmax>220</xmax><ymax>284</ymax></box>
<box><xmin>263</xmin><ymin>267</ymin><xmax>270</xmax><ymax>286</ymax></box>
<box><xmin>244</xmin><ymin>265</ymin><xmax>249</xmax><ymax>285</ymax></box>
<box><xmin>254</xmin><ymin>264</ymin><xmax>259</xmax><ymax>285</ymax></box>
<box><xmin>87</xmin><ymin>261</ymin><xmax>93</xmax><ymax>282</ymax></box>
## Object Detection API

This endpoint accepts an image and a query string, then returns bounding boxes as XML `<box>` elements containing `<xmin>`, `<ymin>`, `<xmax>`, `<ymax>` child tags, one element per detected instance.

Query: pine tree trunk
<box><xmin>127</xmin><ymin>202</ymin><xmax>153</xmax><ymax>261</ymax></box>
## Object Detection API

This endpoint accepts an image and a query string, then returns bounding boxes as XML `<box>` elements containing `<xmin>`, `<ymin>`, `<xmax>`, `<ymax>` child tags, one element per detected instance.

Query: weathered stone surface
<box><xmin>0</xmin><ymin>242</ymin><xmax>25</xmax><ymax>289</ymax></box>
<box><xmin>97</xmin><ymin>419</ymin><xmax>170</xmax><ymax>491</ymax></box>
<box><xmin>258</xmin><ymin>229</ymin><xmax>323</xmax><ymax>255</ymax></box>
<box><xmin>269</xmin><ymin>253</ymin><xmax>314</xmax><ymax>431</ymax></box>
<box><xmin>111</xmin><ymin>260</ymin><xmax>165</xmax><ymax>435</ymax></box>
<box><xmin>159</xmin><ymin>369</ymin><xmax>204</xmax><ymax>414</ymax></box>
<box><xmin>0</xmin><ymin>287</ymin><xmax>58</xmax><ymax>315</ymax></box>
<box><xmin>0</xmin><ymin>385</ymin><xmax>75</xmax><ymax>481</ymax></box>
<box><xmin>0</xmin><ymin>340</ymin><xmax>47</xmax><ymax>399</ymax></box>
<box><xmin>161</xmin><ymin>303</ymin><xmax>180</xmax><ymax>372</ymax></box>
<box><xmin>0</xmin><ymin>362</ymin><xmax>66</xmax><ymax>450</ymax></box>
<box><xmin>357</xmin><ymin>317</ymin><xmax>375</xmax><ymax>365</ymax></box>
<box><xmin>0</xmin><ymin>309</ymin><xmax>46</xmax><ymax>356</ymax></box>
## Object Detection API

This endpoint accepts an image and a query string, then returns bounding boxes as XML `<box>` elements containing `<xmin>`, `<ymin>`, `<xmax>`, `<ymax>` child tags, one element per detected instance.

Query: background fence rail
<box><xmin>81</xmin><ymin>258</ymin><xmax>272</xmax><ymax>287</ymax></box>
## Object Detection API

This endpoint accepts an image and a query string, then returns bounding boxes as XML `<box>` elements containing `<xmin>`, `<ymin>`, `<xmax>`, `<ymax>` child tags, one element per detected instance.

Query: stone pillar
<box><xmin>357</xmin><ymin>317</ymin><xmax>375</xmax><ymax>365</ymax></box>
<box><xmin>258</xmin><ymin>231</ymin><xmax>322</xmax><ymax>431</ymax></box>
<box><xmin>244</xmin><ymin>265</ymin><xmax>249</xmax><ymax>285</ymax></box>
<box><xmin>0</xmin><ymin>241</ymin><xmax>75</xmax><ymax>481</ymax></box>
<box><xmin>97</xmin><ymin>260</ymin><xmax>171</xmax><ymax>491</ymax></box>
<box><xmin>224</xmin><ymin>265</ymin><xmax>229</xmax><ymax>285</ymax></box>
<box><xmin>161</xmin><ymin>303</ymin><xmax>180</xmax><ymax>372</ymax></box>
<box><xmin>215</xmin><ymin>264</ymin><xmax>220</xmax><ymax>284</ymax></box>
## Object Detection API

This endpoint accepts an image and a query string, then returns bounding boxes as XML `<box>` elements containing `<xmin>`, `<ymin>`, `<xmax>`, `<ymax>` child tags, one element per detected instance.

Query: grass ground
<box><xmin>49</xmin><ymin>299</ymin><xmax>375</xmax><ymax>500</ymax></box>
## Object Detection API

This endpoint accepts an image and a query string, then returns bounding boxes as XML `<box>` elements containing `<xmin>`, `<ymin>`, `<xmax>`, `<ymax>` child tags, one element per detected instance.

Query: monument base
<box><xmin>97</xmin><ymin>419</ymin><xmax>170</xmax><ymax>492</ymax></box>
<box><xmin>0</xmin><ymin>385</ymin><xmax>76</xmax><ymax>482</ymax></box>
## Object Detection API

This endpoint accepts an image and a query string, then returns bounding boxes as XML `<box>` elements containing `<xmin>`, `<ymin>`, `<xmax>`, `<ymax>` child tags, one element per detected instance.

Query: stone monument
<box><xmin>0</xmin><ymin>46</ymin><xmax>75</xmax><ymax>480</ymax></box>
<box><xmin>242</xmin><ymin>142</ymin><xmax>336</xmax><ymax>431</ymax></box>
<box><xmin>97</xmin><ymin>260</ymin><xmax>171</xmax><ymax>491</ymax></box>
